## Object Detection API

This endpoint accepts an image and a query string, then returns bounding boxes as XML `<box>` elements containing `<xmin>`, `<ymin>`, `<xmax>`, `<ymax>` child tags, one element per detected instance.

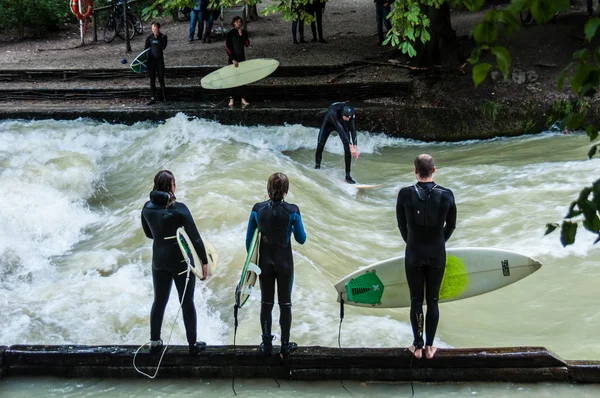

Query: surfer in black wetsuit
<box><xmin>145</xmin><ymin>22</ymin><xmax>168</xmax><ymax>105</ymax></box>
<box><xmin>225</xmin><ymin>16</ymin><xmax>250</xmax><ymax>107</ymax></box>
<box><xmin>141</xmin><ymin>170</ymin><xmax>208</xmax><ymax>356</ymax></box>
<box><xmin>315</xmin><ymin>102</ymin><xmax>359</xmax><ymax>183</ymax></box>
<box><xmin>395</xmin><ymin>154</ymin><xmax>457</xmax><ymax>359</ymax></box>
<box><xmin>245</xmin><ymin>172</ymin><xmax>307</xmax><ymax>358</ymax></box>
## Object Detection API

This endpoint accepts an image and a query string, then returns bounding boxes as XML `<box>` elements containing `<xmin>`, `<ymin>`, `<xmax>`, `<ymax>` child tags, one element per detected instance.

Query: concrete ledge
<box><xmin>3</xmin><ymin>345</ymin><xmax>595</xmax><ymax>382</ymax></box>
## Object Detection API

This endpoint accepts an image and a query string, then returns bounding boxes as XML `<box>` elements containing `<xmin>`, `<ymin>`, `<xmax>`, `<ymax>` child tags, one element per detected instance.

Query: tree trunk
<box><xmin>246</xmin><ymin>4</ymin><xmax>259</xmax><ymax>21</ymax></box>
<box><xmin>416</xmin><ymin>3</ymin><xmax>460</xmax><ymax>68</ymax></box>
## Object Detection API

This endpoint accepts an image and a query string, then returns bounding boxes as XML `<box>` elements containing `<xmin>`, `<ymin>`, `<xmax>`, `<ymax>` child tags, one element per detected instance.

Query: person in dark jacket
<box><xmin>396</xmin><ymin>154</ymin><xmax>457</xmax><ymax>360</ymax></box>
<box><xmin>245</xmin><ymin>172</ymin><xmax>307</xmax><ymax>358</ymax></box>
<box><xmin>144</xmin><ymin>22</ymin><xmax>168</xmax><ymax>105</ymax></box>
<box><xmin>314</xmin><ymin>102</ymin><xmax>359</xmax><ymax>183</ymax></box>
<box><xmin>306</xmin><ymin>0</ymin><xmax>326</xmax><ymax>43</ymax></box>
<box><xmin>374</xmin><ymin>0</ymin><xmax>394</xmax><ymax>45</ymax></box>
<box><xmin>225</xmin><ymin>16</ymin><xmax>250</xmax><ymax>107</ymax></box>
<box><xmin>201</xmin><ymin>1</ymin><xmax>220</xmax><ymax>43</ymax></box>
<box><xmin>141</xmin><ymin>170</ymin><xmax>208</xmax><ymax>356</ymax></box>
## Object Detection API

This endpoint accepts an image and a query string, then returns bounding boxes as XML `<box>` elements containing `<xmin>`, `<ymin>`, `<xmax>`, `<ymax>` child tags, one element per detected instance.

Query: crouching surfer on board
<box><xmin>141</xmin><ymin>170</ymin><xmax>209</xmax><ymax>356</ymax></box>
<box><xmin>395</xmin><ymin>154</ymin><xmax>457</xmax><ymax>359</ymax></box>
<box><xmin>245</xmin><ymin>173</ymin><xmax>307</xmax><ymax>358</ymax></box>
<box><xmin>314</xmin><ymin>102</ymin><xmax>359</xmax><ymax>183</ymax></box>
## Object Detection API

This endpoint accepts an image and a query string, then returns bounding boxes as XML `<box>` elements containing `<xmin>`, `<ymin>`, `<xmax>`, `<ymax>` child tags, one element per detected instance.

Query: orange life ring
<box><xmin>71</xmin><ymin>0</ymin><xmax>93</xmax><ymax>21</ymax></box>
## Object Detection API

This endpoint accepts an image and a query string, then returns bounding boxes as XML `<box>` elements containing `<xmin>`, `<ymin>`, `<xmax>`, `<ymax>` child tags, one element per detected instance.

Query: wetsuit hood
<box><xmin>149</xmin><ymin>190</ymin><xmax>170</xmax><ymax>206</ymax></box>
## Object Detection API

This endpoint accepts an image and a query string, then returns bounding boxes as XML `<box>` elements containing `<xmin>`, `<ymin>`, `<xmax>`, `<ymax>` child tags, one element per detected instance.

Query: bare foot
<box><xmin>408</xmin><ymin>345</ymin><xmax>422</xmax><ymax>359</ymax></box>
<box><xmin>228</xmin><ymin>99</ymin><xmax>234</xmax><ymax>107</ymax></box>
<box><xmin>425</xmin><ymin>345</ymin><xmax>437</xmax><ymax>359</ymax></box>
<box><xmin>241</xmin><ymin>99</ymin><xmax>249</xmax><ymax>106</ymax></box>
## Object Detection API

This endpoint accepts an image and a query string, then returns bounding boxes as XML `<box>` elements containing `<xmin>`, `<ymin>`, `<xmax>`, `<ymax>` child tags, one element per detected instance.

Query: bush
<box><xmin>0</xmin><ymin>0</ymin><xmax>75</xmax><ymax>36</ymax></box>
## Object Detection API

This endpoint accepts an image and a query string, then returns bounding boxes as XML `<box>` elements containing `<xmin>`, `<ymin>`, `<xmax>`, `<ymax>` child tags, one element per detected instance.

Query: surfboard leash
<box><xmin>337</xmin><ymin>293</ymin><xmax>351</xmax><ymax>395</ymax></box>
<box><xmin>232</xmin><ymin>294</ymin><xmax>240</xmax><ymax>395</ymax></box>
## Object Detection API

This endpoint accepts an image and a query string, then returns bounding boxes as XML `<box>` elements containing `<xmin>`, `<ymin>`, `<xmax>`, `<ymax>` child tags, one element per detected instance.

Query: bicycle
<box><xmin>103</xmin><ymin>0</ymin><xmax>138</xmax><ymax>43</ymax></box>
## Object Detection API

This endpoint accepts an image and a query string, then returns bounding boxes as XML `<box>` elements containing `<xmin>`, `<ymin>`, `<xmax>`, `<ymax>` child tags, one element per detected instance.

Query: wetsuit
<box><xmin>144</xmin><ymin>32</ymin><xmax>168</xmax><ymax>101</ymax></box>
<box><xmin>141</xmin><ymin>191</ymin><xmax>208</xmax><ymax>346</ymax></box>
<box><xmin>395</xmin><ymin>181</ymin><xmax>457</xmax><ymax>348</ymax></box>
<box><xmin>225</xmin><ymin>28</ymin><xmax>250</xmax><ymax>101</ymax></box>
<box><xmin>315</xmin><ymin>102</ymin><xmax>357</xmax><ymax>177</ymax></box>
<box><xmin>245</xmin><ymin>199</ymin><xmax>306</xmax><ymax>345</ymax></box>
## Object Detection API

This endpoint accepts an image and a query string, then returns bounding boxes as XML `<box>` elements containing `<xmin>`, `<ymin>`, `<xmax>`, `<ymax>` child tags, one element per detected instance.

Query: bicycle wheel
<box><xmin>104</xmin><ymin>16</ymin><xmax>117</xmax><ymax>43</ymax></box>
<box><xmin>129</xmin><ymin>12</ymin><xmax>143</xmax><ymax>35</ymax></box>
<box><xmin>117</xmin><ymin>19</ymin><xmax>135</xmax><ymax>40</ymax></box>
<box><xmin>519</xmin><ymin>11</ymin><xmax>535</xmax><ymax>26</ymax></box>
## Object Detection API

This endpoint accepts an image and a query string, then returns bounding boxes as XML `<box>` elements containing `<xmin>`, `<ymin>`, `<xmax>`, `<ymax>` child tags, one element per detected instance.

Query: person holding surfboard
<box><xmin>245</xmin><ymin>172</ymin><xmax>307</xmax><ymax>358</ymax></box>
<box><xmin>315</xmin><ymin>102</ymin><xmax>359</xmax><ymax>183</ymax></box>
<box><xmin>395</xmin><ymin>154</ymin><xmax>457</xmax><ymax>359</ymax></box>
<box><xmin>141</xmin><ymin>170</ymin><xmax>209</xmax><ymax>356</ymax></box>
<box><xmin>225</xmin><ymin>16</ymin><xmax>250</xmax><ymax>107</ymax></box>
<box><xmin>144</xmin><ymin>22</ymin><xmax>168</xmax><ymax>105</ymax></box>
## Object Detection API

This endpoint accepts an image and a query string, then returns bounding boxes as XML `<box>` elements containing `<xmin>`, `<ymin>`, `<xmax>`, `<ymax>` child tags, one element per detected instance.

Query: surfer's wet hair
<box><xmin>267</xmin><ymin>172</ymin><xmax>289</xmax><ymax>201</ymax></box>
<box><xmin>231</xmin><ymin>16</ymin><xmax>242</xmax><ymax>26</ymax></box>
<box><xmin>153</xmin><ymin>169</ymin><xmax>176</xmax><ymax>205</ymax></box>
<box><xmin>414</xmin><ymin>154</ymin><xmax>435</xmax><ymax>178</ymax></box>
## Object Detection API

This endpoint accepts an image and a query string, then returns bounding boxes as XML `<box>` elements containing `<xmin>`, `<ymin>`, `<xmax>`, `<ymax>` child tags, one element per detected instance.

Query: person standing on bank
<box><xmin>225</xmin><ymin>16</ymin><xmax>250</xmax><ymax>107</ymax></box>
<box><xmin>314</xmin><ymin>102</ymin><xmax>359</xmax><ymax>184</ymax></box>
<box><xmin>188</xmin><ymin>0</ymin><xmax>203</xmax><ymax>42</ymax></box>
<box><xmin>291</xmin><ymin>0</ymin><xmax>306</xmax><ymax>44</ymax></box>
<box><xmin>141</xmin><ymin>170</ymin><xmax>209</xmax><ymax>356</ymax></box>
<box><xmin>306</xmin><ymin>0</ymin><xmax>326</xmax><ymax>43</ymax></box>
<box><xmin>145</xmin><ymin>22</ymin><xmax>168</xmax><ymax>105</ymax></box>
<box><xmin>374</xmin><ymin>0</ymin><xmax>394</xmax><ymax>46</ymax></box>
<box><xmin>395</xmin><ymin>154</ymin><xmax>457</xmax><ymax>360</ymax></box>
<box><xmin>245</xmin><ymin>173</ymin><xmax>307</xmax><ymax>358</ymax></box>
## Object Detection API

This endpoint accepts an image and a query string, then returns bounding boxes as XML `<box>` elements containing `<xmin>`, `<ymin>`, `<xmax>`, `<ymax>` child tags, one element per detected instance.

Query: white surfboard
<box><xmin>334</xmin><ymin>248</ymin><xmax>542</xmax><ymax>308</ymax></box>
<box><xmin>130</xmin><ymin>49</ymin><xmax>149</xmax><ymax>73</ymax></box>
<box><xmin>356</xmin><ymin>184</ymin><xmax>382</xmax><ymax>190</ymax></box>
<box><xmin>201</xmin><ymin>58</ymin><xmax>279</xmax><ymax>89</ymax></box>
<box><xmin>176</xmin><ymin>227</ymin><xmax>218</xmax><ymax>281</ymax></box>
<box><xmin>235</xmin><ymin>229</ymin><xmax>261</xmax><ymax>308</ymax></box>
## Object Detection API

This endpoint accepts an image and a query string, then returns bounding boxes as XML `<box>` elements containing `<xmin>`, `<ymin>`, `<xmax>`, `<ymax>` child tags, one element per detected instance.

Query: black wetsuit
<box><xmin>144</xmin><ymin>32</ymin><xmax>168</xmax><ymax>101</ymax></box>
<box><xmin>141</xmin><ymin>191</ymin><xmax>208</xmax><ymax>345</ymax></box>
<box><xmin>396</xmin><ymin>181</ymin><xmax>457</xmax><ymax>348</ymax></box>
<box><xmin>315</xmin><ymin>102</ymin><xmax>358</xmax><ymax>177</ymax></box>
<box><xmin>225</xmin><ymin>28</ymin><xmax>250</xmax><ymax>101</ymax></box>
<box><xmin>246</xmin><ymin>199</ymin><xmax>306</xmax><ymax>344</ymax></box>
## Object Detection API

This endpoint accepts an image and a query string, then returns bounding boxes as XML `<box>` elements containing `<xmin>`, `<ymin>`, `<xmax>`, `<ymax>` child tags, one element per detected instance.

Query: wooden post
<box><xmin>123</xmin><ymin>0</ymin><xmax>132</xmax><ymax>52</ymax></box>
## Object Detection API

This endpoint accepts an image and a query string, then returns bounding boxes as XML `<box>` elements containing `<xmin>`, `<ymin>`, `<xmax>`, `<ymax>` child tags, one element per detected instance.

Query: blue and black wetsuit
<box><xmin>396</xmin><ymin>181</ymin><xmax>457</xmax><ymax>348</ymax></box>
<box><xmin>315</xmin><ymin>102</ymin><xmax>358</xmax><ymax>177</ymax></box>
<box><xmin>246</xmin><ymin>199</ymin><xmax>306</xmax><ymax>345</ymax></box>
<box><xmin>141</xmin><ymin>191</ymin><xmax>208</xmax><ymax>346</ymax></box>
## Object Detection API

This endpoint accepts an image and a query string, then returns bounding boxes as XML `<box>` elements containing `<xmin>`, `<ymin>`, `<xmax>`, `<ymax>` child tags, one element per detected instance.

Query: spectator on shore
<box><xmin>188</xmin><ymin>0</ymin><xmax>204</xmax><ymax>41</ymax></box>
<box><xmin>225</xmin><ymin>16</ymin><xmax>250</xmax><ymax>107</ymax></box>
<box><xmin>202</xmin><ymin>1</ymin><xmax>221</xmax><ymax>43</ymax></box>
<box><xmin>292</xmin><ymin>0</ymin><xmax>306</xmax><ymax>44</ymax></box>
<box><xmin>375</xmin><ymin>0</ymin><xmax>394</xmax><ymax>46</ymax></box>
<box><xmin>145</xmin><ymin>22</ymin><xmax>168</xmax><ymax>105</ymax></box>
<box><xmin>306</xmin><ymin>0</ymin><xmax>327</xmax><ymax>43</ymax></box>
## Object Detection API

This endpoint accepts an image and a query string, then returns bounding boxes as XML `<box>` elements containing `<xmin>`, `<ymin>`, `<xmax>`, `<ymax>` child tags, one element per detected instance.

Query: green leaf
<box><xmin>560</xmin><ymin>221</ymin><xmax>578</xmax><ymax>247</ymax></box>
<box><xmin>586</xmin><ymin>125</ymin><xmax>599</xmax><ymax>141</ymax></box>
<box><xmin>499</xmin><ymin>10</ymin><xmax>522</xmax><ymax>37</ymax></box>
<box><xmin>531</xmin><ymin>0</ymin><xmax>558</xmax><ymax>24</ymax></box>
<box><xmin>588</xmin><ymin>144</ymin><xmax>598</xmax><ymax>159</ymax></box>
<box><xmin>584</xmin><ymin>18</ymin><xmax>600</xmax><ymax>42</ymax></box>
<box><xmin>560</xmin><ymin>113</ymin><xmax>585</xmax><ymax>131</ymax></box>
<box><xmin>544</xmin><ymin>222</ymin><xmax>560</xmax><ymax>236</ymax></box>
<box><xmin>473</xmin><ymin>63</ymin><xmax>492</xmax><ymax>87</ymax></box>
<box><xmin>583</xmin><ymin>214</ymin><xmax>600</xmax><ymax>233</ymax></box>
<box><xmin>570</xmin><ymin>63</ymin><xmax>594</xmax><ymax>95</ymax></box>
<box><xmin>473</xmin><ymin>21</ymin><xmax>497</xmax><ymax>44</ymax></box>
<box><xmin>491</xmin><ymin>46</ymin><xmax>511</xmax><ymax>79</ymax></box>
<box><xmin>565</xmin><ymin>201</ymin><xmax>582</xmax><ymax>219</ymax></box>
<box><xmin>550</xmin><ymin>0</ymin><xmax>571</xmax><ymax>11</ymax></box>
<box><xmin>573</xmin><ymin>49</ymin><xmax>591</xmax><ymax>62</ymax></box>
<box><xmin>557</xmin><ymin>63</ymin><xmax>573</xmax><ymax>90</ymax></box>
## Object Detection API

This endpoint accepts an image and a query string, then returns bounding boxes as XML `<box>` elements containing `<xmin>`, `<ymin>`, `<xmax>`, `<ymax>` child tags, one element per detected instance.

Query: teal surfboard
<box><xmin>235</xmin><ymin>229</ymin><xmax>261</xmax><ymax>308</ymax></box>
<box><xmin>335</xmin><ymin>248</ymin><xmax>542</xmax><ymax>308</ymax></box>
<box><xmin>131</xmin><ymin>49</ymin><xmax>149</xmax><ymax>73</ymax></box>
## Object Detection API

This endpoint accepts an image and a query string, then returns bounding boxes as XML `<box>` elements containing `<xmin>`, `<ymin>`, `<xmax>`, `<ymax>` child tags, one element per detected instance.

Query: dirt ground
<box><xmin>0</xmin><ymin>0</ymin><xmax>596</xmax><ymax>109</ymax></box>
